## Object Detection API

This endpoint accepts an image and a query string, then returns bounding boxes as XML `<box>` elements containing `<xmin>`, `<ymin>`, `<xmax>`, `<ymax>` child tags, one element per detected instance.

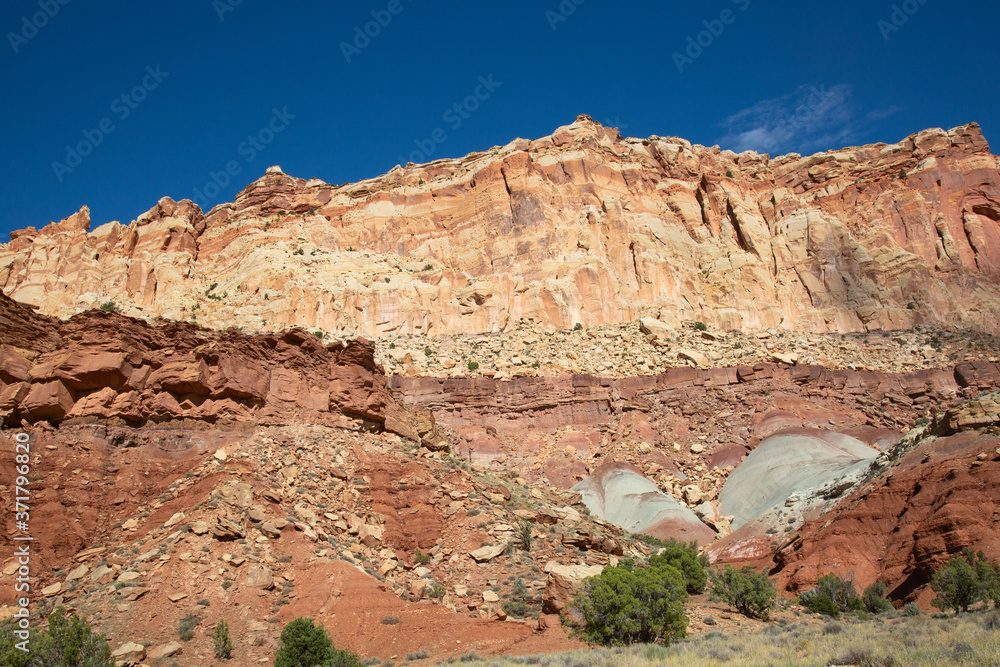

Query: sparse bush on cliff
<box><xmin>99</xmin><ymin>299</ymin><xmax>121</xmax><ymax>313</ymax></box>
<box><xmin>467</xmin><ymin>360</ymin><xmax>479</xmax><ymax>371</ymax></box>
<box><xmin>709</xmin><ymin>565</ymin><xmax>776</xmax><ymax>620</ymax></box>
<box><xmin>214</xmin><ymin>620</ymin><xmax>233</xmax><ymax>659</ymax></box>
<box><xmin>694</xmin><ymin>321</ymin><xmax>707</xmax><ymax>331</ymax></box>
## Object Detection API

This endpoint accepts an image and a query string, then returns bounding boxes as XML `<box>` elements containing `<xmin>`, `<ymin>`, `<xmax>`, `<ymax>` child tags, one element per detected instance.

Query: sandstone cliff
<box><xmin>3</xmin><ymin>117</ymin><xmax>999</xmax><ymax>336</ymax></box>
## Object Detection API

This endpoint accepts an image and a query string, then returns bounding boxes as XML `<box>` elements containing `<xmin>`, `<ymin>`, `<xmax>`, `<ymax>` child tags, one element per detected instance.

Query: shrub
<box><xmin>861</xmin><ymin>580</ymin><xmax>894</xmax><ymax>614</ymax></box>
<box><xmin>931</xmin><ymin>549</ymin><xmax>1000</xmax><ymax>613</ymax></box>
<box><xmin>516</xmin><ymin>519</ymin><xmax>533</xmax><ymax>552</ymax></box>
<box><xmin>569</xmin><ymin>563</ymin><xmax>688</xmax><ymax>645</ymax></box>
<box><xmin>274</xmin><ymin>617</ymin><xmax>363</xmax><ymax>667</ymax></box>
<box><xmin>214</xmin><ymin>620</ymin><xmax>233</xmax><ymax>659</ymax></box>
<box><xmin>428</xmin><ymin>585</ymin><xmax>445</xmax><ymax>599</ymax></box>
<box><xmin>1</xmin><ymin>607</ymin><xmax>113</xmax><ymax>667</ymax></box>
<box><xmin>502</xmin><ymin>600</ymin><xmax>530</xmax><ymax>617</ymax></box>
<box><xmin>467</xmin><ymin>360</ymin><xmax>479</xmax><ymax>371</ymax></box>
<box><xmin>694</xmin><ymin>321</ymin><xmax>708</xmax><ymax>331</ymax></box>
<box><xmin>312</xmin><ymin>330</ymin><xmax>324</xmax><ymax>339</ymax></box>
<box><xmin>573</xmin><ymin>323</ymin><xmax>583</xmax><ymax>331</ymax></box>
<box><xmin>799</xmin><ymin>573</ymin><xmax>862</xmax><ymax>617</ymax></box>
<box><xmin>99</xmin><ymin>299</ymin><xmax>121</xmax><ymax>313</ymax></box>
<box><xmin>709</xmin><ymin>565</ymin><xmax>776</xmax><ymax>620</ymax></box>
<box><xmin>902</xmin><ymin>602</ymin><xmax>921</xmax><ymax>616</ymax></box>
<box><xmin>414</xmin><ymin>551</ymin><xmax>432</xmax><ymax>566</ymax></box>
<box><xmin>649</xmin><ymin>539</ymin><xmax>708</xmax><ymax>594</ymax></box>
<box><xmin>179</xmin><ymin>614</ymin><xmax>201</xmax><ymax>641</ymax></box>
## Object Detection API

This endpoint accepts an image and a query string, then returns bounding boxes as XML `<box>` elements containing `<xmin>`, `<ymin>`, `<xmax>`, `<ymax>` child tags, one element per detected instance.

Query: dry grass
<box><xmin>440</xmin><ymin>611</ymin><xmax>1000</xmax><ymax>667</ymax></box>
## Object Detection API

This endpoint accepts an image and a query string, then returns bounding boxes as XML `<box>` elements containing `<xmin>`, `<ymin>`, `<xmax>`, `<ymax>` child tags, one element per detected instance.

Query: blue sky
<box><xmin>1</xmin><ymin>0</ymin><xmax>998</xmax><ymax>239</ymax></box>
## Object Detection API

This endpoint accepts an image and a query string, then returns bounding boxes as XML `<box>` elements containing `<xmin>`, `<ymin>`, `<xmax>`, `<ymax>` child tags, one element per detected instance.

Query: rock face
<box><xmin>718</xmin><ymin>428</ymin><xmax>878</xmax><ymax>531</ymax></box>
<box><xmin>3</xmin><ymin>118</ymin><xmax>999</xmax><ymax>336</ymax></box>
<box><xmin>770</xmin><ymin>425</ymin><xmax>1000</xmax><ymax>606</ymax></box>
<box><xmin>0</xmin><ymin>292</ymin><xmax>415</xmax><ymax>436</ymax></box>
<box><xmin>573</xmin><ymin>463</ymin><xmax>715</xmax><ymax>544</ymax></box>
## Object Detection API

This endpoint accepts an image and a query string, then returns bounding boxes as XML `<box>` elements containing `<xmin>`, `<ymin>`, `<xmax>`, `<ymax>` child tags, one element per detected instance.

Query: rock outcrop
<box><xmin>0</xmin><ymin>292</ymin><xmax>414</xmax><ymax>436</ymax></box>
<box><xmin>3</xmin><ymin>119</ymin><xmax>999</xmax><ymax>337</ymax></box>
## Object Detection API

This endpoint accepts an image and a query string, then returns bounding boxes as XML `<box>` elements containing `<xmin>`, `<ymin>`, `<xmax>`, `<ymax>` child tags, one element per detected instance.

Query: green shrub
<box><xmin>414</xmin><ymin>551</ymin><xmax>432</xmax><ymax>566</ymax></box>
<box><xmin>799</xmin><ymin>573</ymin><xmax>862</xmax><ymax>617</ymax></box>
<box><xmin>98</xmin><ymin>300</ymin><xmax>121</xmax><ymax>313</ymax></box>
<box><xmin>1</xmin><ymin>607</ymin><xmax>113</xmax><ymax>667</ymax></box>
<box><xmin>502</xmin><ymin>600</ymin><xmax>530</xmax><ymax>617</ymax></box>
<box><xmin>214</xmin><ymin>620</ymin><xmax>233</xmax><ymax>659</ymax></box>
<box><xmin>274</xmin><ymin>617</ymin><xmax>363</xmax><ymax>667</ymax></box>
<box><xmin>569</xmin><ymin>563</ymin><xmax>688</xmax><ymax>646</ymax></box>
<box><xmin>516</xmin><ymin>519</ymin><xmax>533</xmax><ymax>552</ymax></box>
<box><xmin>694</xmin><ymin>321</ymin><xmax>708</xmax><ymax>331</ymax></box>
<box><xmin>649</xmin><ymin>539</ymin><xmax>708</xmax><ymax>594</ymax></box>
<box><xmin>902</xmin><ymin>602</ymin><xmax>921</xmax><ymax>616</ymax></box>
<box><xmin>931</xmin><ymin>549</ymin><xmax>1000</xmax><ymax>613</ymax></box>
<box><xmin>573</xmin><ymin>323</ymin><xmax>583</xmax><ymax>331</ymax></box>
<box><xmin>708</xmin><ymin>565</ymin><xmax>776</xmax><ymax>620</ymax></box>
<box><xmin>467</xmin><ymin>360</ymin><xmax>479</xmax><ymax>371</ymax></box>
<box><xmin>861</xmin><ymin>580</ymin><xmax>894</xmax><ymax>614</ymax></box>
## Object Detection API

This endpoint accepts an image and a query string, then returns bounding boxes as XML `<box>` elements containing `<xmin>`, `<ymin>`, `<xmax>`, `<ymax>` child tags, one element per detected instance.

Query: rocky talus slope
<box><xmin>2</xmin><ymin>117</ymin><xmax>1000</xmax><ymax>337</ymax></box>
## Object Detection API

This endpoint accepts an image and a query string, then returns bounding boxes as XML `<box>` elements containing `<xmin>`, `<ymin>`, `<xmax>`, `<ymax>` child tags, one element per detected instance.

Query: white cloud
<box><xmin>717</xmin><ymin>84</ymin><xmax>898</xmax><ymax>155</ymax></box>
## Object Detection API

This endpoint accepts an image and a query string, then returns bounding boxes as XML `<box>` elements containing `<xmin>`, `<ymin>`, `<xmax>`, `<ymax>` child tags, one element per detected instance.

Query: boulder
<box><xmin>542</xmin><ymin>561</ymin><xmax>603</xmax><ymax>614</ymax></box>
<box><xmin>111</xmin><ymin>642</ymin><xmax>145</xmax><ymax>666</ymax></box>
<box><xmin>469</xmin><ymin>544</ymin><xmax>505</xmax><ymax>563</ymax></box>
<box><xmin>245</xmin><ymin>565</ymin><xmax>273</xmax><ymax>589</ymax></box>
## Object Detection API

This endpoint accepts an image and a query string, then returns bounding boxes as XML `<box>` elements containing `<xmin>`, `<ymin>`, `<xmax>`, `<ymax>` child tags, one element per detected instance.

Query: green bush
<box><xmin>1</xmin><ymin>607</ymin><xmax>113</xmax><ymax>667</ymax></box>
<box><xmin>274</xmin><ymin>617</ymin><xmax>363</xmax><ymax>667</ymax></box>
<box><xmin>902</xmin><ymin>602</ymin><xmax>921</xmax><ymax>617</ymax></box>
<box><xmin>570</xmin><ymin>563</ymin><xmax>688</xmax><ymax>646</ymax></box>
<box><xmin>708</xmin><ymin>565</ymin><xmax>776</xmax><ymax>620</ymax></box>
<box><xmin>516</xmin><ymin>519</ymin><xmax>533</xmax><ymax>552</ymax></box>
<box><xmin>694</xmin><ymin>321</ymin><xmax>708</xmax><ymax>331</ymax></box>
<box><xmin>861</xmin><ymin>580</ymin><xmax>894</xmax><ymax>614</ymax></box>
<box><xmin>414</xmin><ymin>551</ymin><xmax>432</xmax><ymax>566</ymax></box>
<box><xmin>573</xmin><ymin>323</ymin><xmax>583</xmax><ymax>331</ymax></box>
<box><xmin>502</xmin><ymin>600</ymin><xmax>530</xmax><ymax>617</ymax></box>
<box><xmin>98</xmin><ymin>300</ymin><xmax>121</xmax><ymax>313</ymax></box>
<box><xmin>799</xmin><ymin>573</ymin><xmax>862</xmax><ymax>617</ymax></box>
<box><xmin>931</xmin><ymin>549</ymin><xmax>1000</xmax><ymax>613</ymax></box>
<box><xmin>648</xmin><ymin>539</ymin><xmax>708</xmax><ymax>594</ymax></box>
<box><xmin>467</xmin><ymin>360</ymin><xmax>479</xmax><ymax>371</ymax></box>
<box><xmin>214</xmin><ymin>620</ymin><xmax>233</xmax><ymax>659</ymax></box>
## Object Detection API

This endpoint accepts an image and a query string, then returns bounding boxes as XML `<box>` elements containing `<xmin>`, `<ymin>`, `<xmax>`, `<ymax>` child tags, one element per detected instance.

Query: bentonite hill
<box><xmin>2</xmin><ymin>118</ymin><xmax>1000</xmax><ymax>664</ymax></box>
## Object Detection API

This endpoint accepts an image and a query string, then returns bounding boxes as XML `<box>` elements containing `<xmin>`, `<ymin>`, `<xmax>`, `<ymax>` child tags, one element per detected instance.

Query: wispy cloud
<box><xmin>717</xmin><ymin>84</ymin><xmax>899</xmax><ymax>155</ymax></box>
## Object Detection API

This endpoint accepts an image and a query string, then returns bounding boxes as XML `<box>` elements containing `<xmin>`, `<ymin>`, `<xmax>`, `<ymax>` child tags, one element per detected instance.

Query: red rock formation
<box><xmin>0</xmin><ymin>292</ymin><xmax>415</xmax><ymax>438</ymax></box>
<box><xmin>770</xmin><ymin>428</ymin><xmax>1000</xmax><ymax>606</ymax></box>
<box><xmin>3</xmin><ymin>119</ymin><xmax>999</xmax><ymax>336</ymax></box>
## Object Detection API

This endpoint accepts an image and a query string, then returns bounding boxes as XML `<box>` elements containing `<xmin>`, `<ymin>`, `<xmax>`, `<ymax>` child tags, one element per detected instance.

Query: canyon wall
<box><xmin>2</xmin><ymin>117</ymin><xmax>999</xmax><ymax>337</ymax></box>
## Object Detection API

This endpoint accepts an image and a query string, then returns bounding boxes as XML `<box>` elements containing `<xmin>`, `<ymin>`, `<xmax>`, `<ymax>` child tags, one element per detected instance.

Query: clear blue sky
<box><xmin>2</xmin><ymin>0</ymin><xmax>998</xmax><ymax>239</ymax></box>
